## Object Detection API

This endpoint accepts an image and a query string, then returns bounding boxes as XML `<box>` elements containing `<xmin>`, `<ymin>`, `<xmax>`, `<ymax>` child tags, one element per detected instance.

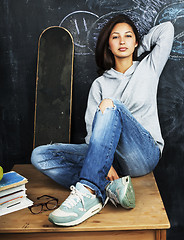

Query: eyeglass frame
<box><xmin>28</xmin><ymin>194</ymin><xmax>59</xmax><ymax>214</ymax></box>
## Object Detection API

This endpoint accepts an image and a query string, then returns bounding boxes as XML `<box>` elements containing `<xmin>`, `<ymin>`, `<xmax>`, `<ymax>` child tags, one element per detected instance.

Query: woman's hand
<box><xmin>106</xmin><ymin>166</ymin><xmax>119</xmax><ymax>181</ymax></box>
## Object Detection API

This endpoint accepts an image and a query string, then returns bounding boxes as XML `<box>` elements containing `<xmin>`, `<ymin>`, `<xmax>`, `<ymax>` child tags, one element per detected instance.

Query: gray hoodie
<box><xmin>85</xmin><ymin>22</ymin><xmax>174</xmax><ymax>153</ymax></box>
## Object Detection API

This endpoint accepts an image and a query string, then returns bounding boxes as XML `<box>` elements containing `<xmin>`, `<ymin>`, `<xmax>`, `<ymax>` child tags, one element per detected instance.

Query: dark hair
<box><xmin>95</xmin><ymin>14</ymin><xmax>140</xmax><ymax>75</ymax></box>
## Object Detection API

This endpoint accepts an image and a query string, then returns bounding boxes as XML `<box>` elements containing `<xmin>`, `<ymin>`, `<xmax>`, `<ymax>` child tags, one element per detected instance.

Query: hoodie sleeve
<box><xmin>137</xmin><ymin>21</ymin><xmax>174</xmax><ymax>77</ymax></box>
<box><xmin>84</xmin><ymin>80</ymin><xmax>102</xmax><ymax>144</ymax></box>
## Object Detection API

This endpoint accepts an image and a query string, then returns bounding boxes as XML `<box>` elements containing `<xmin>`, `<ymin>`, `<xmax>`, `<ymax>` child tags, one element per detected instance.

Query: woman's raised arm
<box><xmin>137</xmin><ymin>22</ymin><xmax>174</xmax><ymax>77</ymax></box>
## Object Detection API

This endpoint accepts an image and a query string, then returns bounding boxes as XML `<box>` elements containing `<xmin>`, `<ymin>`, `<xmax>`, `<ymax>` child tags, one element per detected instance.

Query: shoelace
<box><xmin>62</xmin><ymin>186</ymin><xmax>87</xmax><ymax>211</ymax></box>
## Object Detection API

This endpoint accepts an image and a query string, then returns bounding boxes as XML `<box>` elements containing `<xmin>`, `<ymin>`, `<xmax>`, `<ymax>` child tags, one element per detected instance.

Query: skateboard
<box><xmin>33</xmin><ymin>27</ymin><xmax>74</xmax><ymax>148</ymax></box>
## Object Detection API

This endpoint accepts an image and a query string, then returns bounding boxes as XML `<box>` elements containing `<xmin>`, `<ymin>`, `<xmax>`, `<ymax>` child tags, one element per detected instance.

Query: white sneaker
<box><xmin>49</xmin><ymin>182</ymin><xmax>102</xmax><ymax>226</ymax></box>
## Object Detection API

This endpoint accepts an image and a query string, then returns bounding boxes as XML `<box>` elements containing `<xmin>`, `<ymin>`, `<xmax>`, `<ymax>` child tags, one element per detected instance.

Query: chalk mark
<box><xmin>59</xmin><ymin>11</ymin><xmax>99</xmax><ymax>55</ymax></box>
<box><xmin>74</xmin><ymin>19</ymin><xmax>80</xmax><ymax>35</ymax></box>
<box><xmin>154</xmin><ymin>1</ymin><xmax>184</xmax><ymax>59</ymax></box>
<box><xmin>83</xmin><ymin>18</ymin><xmax>88</xmax><ymax>32</ymax></box>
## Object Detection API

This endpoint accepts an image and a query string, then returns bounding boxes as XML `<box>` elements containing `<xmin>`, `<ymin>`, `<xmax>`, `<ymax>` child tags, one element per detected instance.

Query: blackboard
<box><xmin>0</xmin><ymin>0</ymin><xmax>184</xmax><ymax>239</ymax></box>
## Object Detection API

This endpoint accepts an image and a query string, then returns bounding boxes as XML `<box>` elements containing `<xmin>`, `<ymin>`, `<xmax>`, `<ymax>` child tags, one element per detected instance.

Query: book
<box><xmin>0</xmin><ymin>171</ymin><xmax>33</xmax><ymax>216</ymax></box>
<box><xmin>0</xmin><ymin>184</ymin><xmax>26</xmax><ymax>198</ymax></box>
<box><xmin>0</xmin><ymin>196</ymin><xmax>33</xmax><ymax>216</ymax></box>
<box><xmin>0</xmin><ymin>171</ymin><xmax>28</xmax><ymax>191</ymax></box>
<box><xmin>0</xmin><ymin>189</ymin><xmax>26</xmax><ymax>205</ymax></box>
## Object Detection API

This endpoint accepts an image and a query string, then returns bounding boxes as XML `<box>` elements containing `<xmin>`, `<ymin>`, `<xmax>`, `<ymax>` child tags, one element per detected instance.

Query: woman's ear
<box><xmin>135</xmin><ymin>42</ymin><xmax>138</xmax><ymax>48</ymax></box>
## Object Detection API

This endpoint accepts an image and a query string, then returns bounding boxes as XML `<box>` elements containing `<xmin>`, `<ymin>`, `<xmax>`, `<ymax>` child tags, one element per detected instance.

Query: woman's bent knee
<box><xmin>31</xmin><ymin>145</ymin><xmax>47</xmax><ymax>167</ymax></box>
<box><xmin>99</xmin><ymin>99</ymin><xmax>114</xmax><ymax>114</ymax></box>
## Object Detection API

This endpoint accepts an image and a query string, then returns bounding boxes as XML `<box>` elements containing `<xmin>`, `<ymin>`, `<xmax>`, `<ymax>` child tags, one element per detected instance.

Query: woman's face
<box><xmin>108</xmin><ymin>23</ymin><xmax>138</xmax><ymax>61</ymax></box>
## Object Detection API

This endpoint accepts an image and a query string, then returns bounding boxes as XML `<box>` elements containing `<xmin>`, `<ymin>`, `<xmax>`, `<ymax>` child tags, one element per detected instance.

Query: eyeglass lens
<box><xmin>46</xmin><ymin>199</ymin><xmax>58</xmax><ymax>210</ymax></box>
<box><xmin>30</xmin><ymin>204</ymin><xmax>43</xmax><ymax>214</ymax></box>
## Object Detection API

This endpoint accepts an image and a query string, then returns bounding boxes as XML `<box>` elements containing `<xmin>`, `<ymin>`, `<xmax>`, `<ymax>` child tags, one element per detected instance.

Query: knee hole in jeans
<box><xmin>99</xmin><ymin>99</ymin><xmax>114</xmax><ymax>114</ymax></box>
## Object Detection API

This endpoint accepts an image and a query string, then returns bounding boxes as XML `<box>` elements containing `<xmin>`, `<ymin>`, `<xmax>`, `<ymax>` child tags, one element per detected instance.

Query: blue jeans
<box><xmin>31</xmin><ymin>100</ymin><xmax>160</xmax><ymax>203</ymax></box>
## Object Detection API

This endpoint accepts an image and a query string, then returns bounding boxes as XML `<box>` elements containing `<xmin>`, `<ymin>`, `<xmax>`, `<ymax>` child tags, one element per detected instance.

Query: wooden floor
<box><xmin>0</xmin><ymin>164</ymin><xmax>170</xmax><ymax>240</ymax></box>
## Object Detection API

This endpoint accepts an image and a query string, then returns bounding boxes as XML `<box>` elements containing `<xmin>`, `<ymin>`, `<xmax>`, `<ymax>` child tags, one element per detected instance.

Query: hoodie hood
<box><xmin>103</xmin><ymin>61</ymin><xmax>139</xmax><ymax>80</ymax></box>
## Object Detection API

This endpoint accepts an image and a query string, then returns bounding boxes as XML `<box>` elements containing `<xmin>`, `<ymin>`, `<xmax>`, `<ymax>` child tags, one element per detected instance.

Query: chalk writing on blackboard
<box><xmin>133</xmin><ymin>0</ymin><xmax>166</xmax><ymax>33</ymax></box>
<box><xmin>59</xmin><ymin>0</ymin><xmax>183</xmax><ymax>60</ymax></box>
<box><xmin>86</xmin><ymin>0</ymin><xmax>134</xmax><ymax>11</ymax></box>
<box><xmin>59</xmin><ymin>11</ymin><xmax>99</xmax><ymax>55</ymax></box>
<box><xmin>60</xmin><ymin>0</ymin><xmax>167</xmax><ymax>56</ymax></box>
<box><xmin>154</xmin><ymin>2</ymin><xmax>184</xmax><ymax>59</ymax></box>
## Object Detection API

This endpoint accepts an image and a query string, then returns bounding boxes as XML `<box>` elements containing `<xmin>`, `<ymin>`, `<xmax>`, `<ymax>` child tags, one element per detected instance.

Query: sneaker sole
<box><xmin>49</xmin><ymin>203</ymin><xmax>102</xmax><ymax>226</ymax></box>
<box><xmin>120</xmin><ymin>177</ymin><xmax>135</xmax><ymax>209</ymax></box>
<box><xmin>106</xmin><ymin>176</ymin><xmax>135</xmax><ymax>209</ymax></box>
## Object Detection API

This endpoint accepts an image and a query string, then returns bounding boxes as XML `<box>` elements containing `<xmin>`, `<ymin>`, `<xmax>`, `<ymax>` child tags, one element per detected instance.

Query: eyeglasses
<box><xmin>28</xmin><ymin>195</ymin><xmax>58</xmax><ymax>214</ymax></box>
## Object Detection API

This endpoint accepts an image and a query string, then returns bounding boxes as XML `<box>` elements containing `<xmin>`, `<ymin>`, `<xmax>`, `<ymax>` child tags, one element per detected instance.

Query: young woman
<box><xmin>31</xmin><ymin>14</ymin><xmax>174</xmax><ymax>226</ymax></box>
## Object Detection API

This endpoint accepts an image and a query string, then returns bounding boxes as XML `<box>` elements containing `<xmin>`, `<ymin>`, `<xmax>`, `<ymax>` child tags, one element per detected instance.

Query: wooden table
<box><xmin>0</xmin><ymin>164</ymin><xmax>170</xmax><ymax>240</ymax></box>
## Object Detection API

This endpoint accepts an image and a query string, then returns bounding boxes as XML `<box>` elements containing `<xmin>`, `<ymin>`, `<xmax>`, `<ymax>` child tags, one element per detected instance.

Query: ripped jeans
<box><xmin>31</xmin><ymin>100</ymin><xmax>160</xmax><ymax>203</ymax></box>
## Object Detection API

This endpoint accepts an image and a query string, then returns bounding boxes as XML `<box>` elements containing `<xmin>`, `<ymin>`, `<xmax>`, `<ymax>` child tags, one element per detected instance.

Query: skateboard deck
<box><xmin>33</xmin><ymin>27</ymin><xmax>74</xmax><ymax>148</ymax></box>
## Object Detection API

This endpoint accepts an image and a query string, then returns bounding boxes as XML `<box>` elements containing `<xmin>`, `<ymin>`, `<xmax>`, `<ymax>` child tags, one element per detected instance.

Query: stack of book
<box><xmin>0</xmin><ymin>171</ymin><xmax>33</xmax><ymax>216</ymax></box>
